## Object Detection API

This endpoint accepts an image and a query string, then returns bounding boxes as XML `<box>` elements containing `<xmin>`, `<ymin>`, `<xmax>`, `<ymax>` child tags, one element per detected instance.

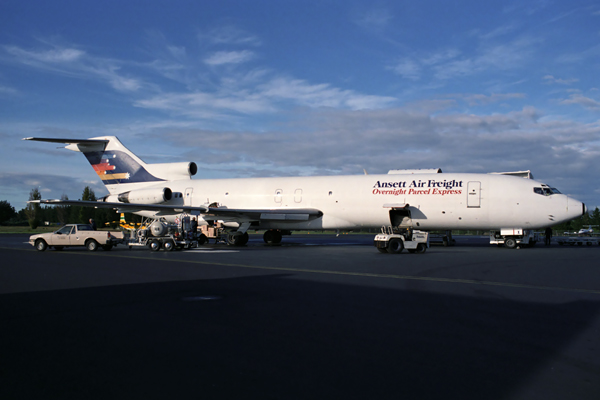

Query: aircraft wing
<box><xmin>30</xmin><ymin>199</ymin><xmax>209</xmax><ymax>214</ymax></box>
<box><xmin>31</xmin><ymin>199</ymin><xmax>323</xmax><ymax>222</ymax></box>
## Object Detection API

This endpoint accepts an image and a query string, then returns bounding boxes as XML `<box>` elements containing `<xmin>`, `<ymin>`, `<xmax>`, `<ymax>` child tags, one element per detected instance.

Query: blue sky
<box><xmin>1</xmin><ymin>0</ymin><xmax>599</xmax><ymax>211</ymax></box>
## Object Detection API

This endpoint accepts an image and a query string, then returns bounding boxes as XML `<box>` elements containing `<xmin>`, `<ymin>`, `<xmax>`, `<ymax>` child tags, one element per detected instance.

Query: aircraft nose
<box><xmin>566</xmin><ymin>196</ymin><xmax>586</xmax><ymax>220</ymax></box>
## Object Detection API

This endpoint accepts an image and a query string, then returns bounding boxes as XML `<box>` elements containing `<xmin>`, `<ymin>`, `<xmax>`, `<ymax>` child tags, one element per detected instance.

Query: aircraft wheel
<box><xmin>35</xmin><ymin>239</ymin><xmax>48</xmax><ymax>252</ymax></box>
<box><xmin>86</xmin><ymin>239</ymin><xmax>99</xmax><ymax>251</ymax></box>
<box><xmin>163</xmin><ymin>240</ymin><xmax>175</xmax><ymax>251</ymax></box>
<box><xmin>387</xmin><ymin>238</ymin><xmax>403</xmax><ymax>254</ymax></box>
<box><xmin>504</xmin><ymin>238</ymin><xmax>517</xmax><ymax>249</ymax></box>
<box><xmin>263</xmin><ymin>230</ymin><xmax>282</xmax><ymax>244</ymax></box>
<box><xmin>228</xmin><ymin>232</ymin><xmax>249</xmax><ymax>246</ymax></box>
<box><xmin>149</xmin><ymin>239</ymin><xmax>161</xmax><ymax>251</ymax></box>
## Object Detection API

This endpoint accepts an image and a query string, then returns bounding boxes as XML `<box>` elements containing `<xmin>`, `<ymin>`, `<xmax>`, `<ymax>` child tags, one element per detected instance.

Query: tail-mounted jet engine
<box><xmin>102</xmin><ymin>187</ymin><xmax>173</xmax><ymax>204</ymax></box>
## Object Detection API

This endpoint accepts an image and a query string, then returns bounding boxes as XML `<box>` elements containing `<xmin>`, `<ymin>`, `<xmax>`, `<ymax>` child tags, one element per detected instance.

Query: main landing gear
<box><xmin>263</xmin><ymin>229</ymin><xmax>283</xmax><ymax>245</ymax></box>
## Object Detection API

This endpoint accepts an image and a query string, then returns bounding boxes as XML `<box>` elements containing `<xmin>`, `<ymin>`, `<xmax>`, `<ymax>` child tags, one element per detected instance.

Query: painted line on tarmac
<box><xmin>4</xmin><ymin>246</ymin><xmax>600</xmax><ymax>296</ymax></box>
<box><xmin>186</xmin><ymin>249</ymin><xmax>240</xmax><ymax>253</ymax></box>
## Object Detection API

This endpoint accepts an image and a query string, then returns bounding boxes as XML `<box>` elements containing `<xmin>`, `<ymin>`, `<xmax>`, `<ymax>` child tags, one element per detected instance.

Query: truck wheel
<box><xmin>149</xmin><ymin>239</ymin><xmax>161</xmax><ymax>251</ymax></box>
<box><xmin>197</xmin><ymin>234</ymin><xmax>208</xmax><ymax>245</ymax></box>
<box><xmin>163</xmin><ymin>240</ymin><xmax>175</xmax><ymax>251</ymax></box>
<box><xmin>504</xmin><ymin>238</ymin><xmax>517</xmax><ymax>249</ymax></box>
<box><xmin>35</xmin><ymin>239</ymin><xmax>48</xmax><ymax>252</ymax></box>
<box><xmin>416</xmin><ymin>243</ymin><xmax>427</xmax><ymax>254</ymax></box>
<box><xmin>86</xmin><ymin>240</ymin><xmax>99</xmax><ymax>251</ymax></box>
<box><xmin>387</xmin><ymin>238</ymin><xmax>404</xmax><ymax>254</ymax></box>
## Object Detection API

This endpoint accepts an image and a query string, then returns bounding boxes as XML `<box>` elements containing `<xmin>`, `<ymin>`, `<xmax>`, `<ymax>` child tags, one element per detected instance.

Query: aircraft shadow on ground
<box><xmin>1</xmin><ymin>273</ymin><xmax>598</xmax><ymax>400</ymax></box>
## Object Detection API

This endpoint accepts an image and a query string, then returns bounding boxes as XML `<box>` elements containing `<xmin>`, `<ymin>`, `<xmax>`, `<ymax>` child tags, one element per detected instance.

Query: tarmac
<box><xmin>1</xmin><ymin>233</ymin><xmax>600</xmax><ymax>400</ymax></box>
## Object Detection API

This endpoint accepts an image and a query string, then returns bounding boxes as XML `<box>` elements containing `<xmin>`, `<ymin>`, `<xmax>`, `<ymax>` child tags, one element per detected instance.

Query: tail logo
<box><xmin>93</xmin><ymin>154</ymin><xmax>131</xmax><ymax>181</ymax></box>
<box><xmin>84</xmin><ymin>151</ymin><xmax>163</xmax><ymax>184</ymax></box>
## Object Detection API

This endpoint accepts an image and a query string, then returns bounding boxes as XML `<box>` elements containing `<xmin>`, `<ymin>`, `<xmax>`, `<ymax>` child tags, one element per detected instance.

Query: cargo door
<box><xmin>389</xmin><ymin>208</ymin><xmax>413</xmax><ymax>228</ymax></box>
<box><xmin>467</xmin><ymin>181</ymin><xmax>481</xmax><ymax>208</ymax></box>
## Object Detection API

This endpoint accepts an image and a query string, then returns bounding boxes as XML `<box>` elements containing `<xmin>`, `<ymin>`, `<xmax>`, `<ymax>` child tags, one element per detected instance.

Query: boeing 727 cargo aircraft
<box><xmin>25</xmin><ymin>136</ymin><xmax>586</xmax><ymax>246</ymax></box>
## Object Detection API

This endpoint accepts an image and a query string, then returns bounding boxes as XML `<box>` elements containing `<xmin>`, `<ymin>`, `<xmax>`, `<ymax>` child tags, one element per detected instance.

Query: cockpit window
<box><xmin>534</xmin><ymin>186</ymin><xmax>562</xmax><ymax>196</ymax></box>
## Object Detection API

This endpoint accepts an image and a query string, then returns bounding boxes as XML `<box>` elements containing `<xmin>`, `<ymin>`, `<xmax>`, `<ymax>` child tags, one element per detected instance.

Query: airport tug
<box><xmin>374</xmin><ymin>226</ymin><xmax>429</xmax><ymax>254</ymax></box>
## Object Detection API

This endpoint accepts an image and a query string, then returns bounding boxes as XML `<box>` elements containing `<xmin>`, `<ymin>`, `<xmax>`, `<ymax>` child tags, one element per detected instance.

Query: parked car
<box><xmin>29</xmin><ymin>224</ymin><xmax>124</xmax><ymax>251</ymax></box>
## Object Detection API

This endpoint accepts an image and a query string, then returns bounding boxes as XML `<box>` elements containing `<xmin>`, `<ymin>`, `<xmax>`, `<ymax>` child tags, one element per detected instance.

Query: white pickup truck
<box><xmin>29</xmin><ymin>224</ymin><xmax>124</xmax><ymax>251</ymax></box>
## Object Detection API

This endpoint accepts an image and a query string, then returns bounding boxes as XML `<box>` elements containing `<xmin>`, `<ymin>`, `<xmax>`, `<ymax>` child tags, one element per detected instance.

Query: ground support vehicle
<box><xmin>198</xmin><ymin>223</ymin><xmax>229</xmax><ymax>244</ymax></box>
<box><xmin>555</xmin><ymin>236</ymin><xmax>600</xmax><ymax>246</ymax></box>
<box><xmin>489</xmin><ymin>229</ymin><xmax>539</xmax><ymax>249</ymax></box>
<box><xmin>30</xmin><ymin>224</ymin><xmax>124</xmax><ymax>251</ymax></box>
<box><xmin>126</xmin><ymin>215</ymin><xmax>200</xmax><ymax>251</ymax></box>
<box><xmin>374</xmin><ymin>226</ymin><xmax>429</xmax><ymax>254</ymax></box>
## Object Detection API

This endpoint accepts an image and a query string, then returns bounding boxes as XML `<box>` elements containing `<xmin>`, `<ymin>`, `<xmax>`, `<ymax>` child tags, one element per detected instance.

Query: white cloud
<box><xmin>560</xmin><ymin>94</ymin><xmax>600</xmax><ymax>110</ymax></box>
<box><xmin>4</xmin><ymin>45</ymin><xmax>85</xmax><ymax>63</ymax></box>
<box><xmin>2</xmin><ymin>43</ymin><xmax>142</xmax><ymax>92</ymax></box>
<box><xmin>355</xmin><ymin>8</ymin><xmax>393</xmax><ymax>31</ymax></box>
<box><xmin>204</xmin><ymin>50</ymin><xmax>255</xmax><ymax>66</ymax></box>
<box><xmin>543</xmin><ymin>75</ymin><xmax>579</xmax><ymax>85</ymax></box>
<box><xmin>135</xmin><ymin>76</ymin><xmax>397</xmax><ymax>117</ymax></box>
<box><xmin>389</xmin><ymin>59</ymin><xmax>421</xmax><ymax>80</ymax></box>
<box><xmin>0</xmin><ymin>85</ymin><xmax>18</xmax><ymax>96</ymax></box>
<box><xmin>201</xmin><ymin>26</ymin><xmax>262</xmax><ymax>46</ymax></box>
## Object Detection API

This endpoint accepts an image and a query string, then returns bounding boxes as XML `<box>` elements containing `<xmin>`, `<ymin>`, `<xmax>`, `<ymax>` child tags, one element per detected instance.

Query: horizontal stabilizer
<box><xmin>23</xmin><ymin>137</ymin><xmax>109</xmax><ymax>145</ymax></box>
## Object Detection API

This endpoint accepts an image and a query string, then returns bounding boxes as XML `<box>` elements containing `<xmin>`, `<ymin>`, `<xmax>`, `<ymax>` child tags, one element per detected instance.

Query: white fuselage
<box><xmin>127</xmin><ymin>173</ymin><xmax>584</xmax><ymax>231</ymax></box>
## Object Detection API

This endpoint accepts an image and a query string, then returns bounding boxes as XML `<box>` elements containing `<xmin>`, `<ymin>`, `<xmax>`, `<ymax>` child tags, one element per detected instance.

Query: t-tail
<box><xmin>24</xmin><ymin>136</ymin><xmax>197</xmax><ymax>196</ymax></box>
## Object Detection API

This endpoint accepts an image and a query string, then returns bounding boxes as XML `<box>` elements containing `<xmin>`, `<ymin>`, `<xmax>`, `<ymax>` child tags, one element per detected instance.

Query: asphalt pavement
<box><xmin>1</xmin><ymin>233</ymin><xmax>599</xmax><ymax>400</ymax></box>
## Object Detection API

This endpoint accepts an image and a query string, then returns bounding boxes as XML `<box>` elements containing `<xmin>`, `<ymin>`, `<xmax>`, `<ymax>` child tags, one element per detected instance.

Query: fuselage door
<box><xmin>185</xmin><ymin>187</ymin><xmax>193</xmax><ymax>206</ymax></box>
<box><xmin>275</xmin><ymin>189</ymin><xmax>283</xmax><ymax>204</ymax></box>
<box><xmin>389</xmin><ymin>208</ymin><xmax>413</xmax><ymax>228</ymax></box>
<box><xmin>467</xmin><ymin>181</ymin><xmax>481</xmax><ymax>208</ymax></box>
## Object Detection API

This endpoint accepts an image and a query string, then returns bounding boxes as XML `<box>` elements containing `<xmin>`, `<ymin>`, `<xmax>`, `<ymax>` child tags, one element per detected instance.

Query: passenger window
<box><xmin>56</xmin><ymin>226</ymin><xmax>72</xmax><ymax>235</ymax></box>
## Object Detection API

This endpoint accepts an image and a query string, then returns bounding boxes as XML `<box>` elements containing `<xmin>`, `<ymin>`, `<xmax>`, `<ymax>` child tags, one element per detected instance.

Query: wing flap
<box><xmin>205</xmin><ymin>207</ymin><xmax>322</xmax><ymax>222</ymax></box>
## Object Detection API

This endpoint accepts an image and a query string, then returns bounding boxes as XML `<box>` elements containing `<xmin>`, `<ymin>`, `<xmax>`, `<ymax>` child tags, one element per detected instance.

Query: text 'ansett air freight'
<box><xmin>372</xmin><ymin>179</ymin><xmax>463</xmax><ymax>196</ymax></box>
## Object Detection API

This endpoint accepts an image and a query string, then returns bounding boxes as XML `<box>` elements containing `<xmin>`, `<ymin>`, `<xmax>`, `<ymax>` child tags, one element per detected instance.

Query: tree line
<box><xmin>0</xmin><ymin>186</ymin><xmax>140</xmax><ymax>229</ymax></box>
